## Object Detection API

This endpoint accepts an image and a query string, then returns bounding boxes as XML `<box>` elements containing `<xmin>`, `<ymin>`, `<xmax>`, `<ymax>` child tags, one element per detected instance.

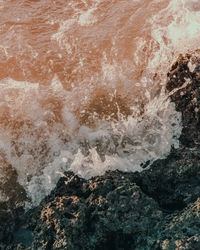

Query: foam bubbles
<box><xmin>25</xmin><ymin>92</ymin><xmax>182</xmax><ymax>206</ymax></box>
<box><xmin>0</xmin><ymin>76</ymin><xmax>182</xmax><ymax>207</ymax></box>
<box><xmin>78</xmin><ymin>8</ymin><xmax>97</xmax><ymax>26</ymax></box>
<box><xmin>148</xmin><ymin>0</ymin><xmax>200</xmax><ymax>78</ymax></box>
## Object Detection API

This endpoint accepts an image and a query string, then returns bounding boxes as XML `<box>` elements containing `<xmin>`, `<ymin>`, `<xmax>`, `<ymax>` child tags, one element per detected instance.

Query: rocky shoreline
<box><xmin>1</xmin><ymin>52</ymin><xmax>200</xmax><ymax>249</ymax></box>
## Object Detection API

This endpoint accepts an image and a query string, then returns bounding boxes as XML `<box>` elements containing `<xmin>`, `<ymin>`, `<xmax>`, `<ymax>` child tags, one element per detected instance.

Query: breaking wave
<box><xmin>0</xmin><ymin>0</ymin><xmax>199</xmax><ymax>206</ymax></box>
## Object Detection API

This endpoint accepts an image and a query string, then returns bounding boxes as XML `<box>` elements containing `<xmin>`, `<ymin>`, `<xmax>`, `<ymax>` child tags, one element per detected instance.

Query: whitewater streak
<box><xmin>0</xmin><ymin>0</ymin><xmax>199</xmax><ymax>206</ymax></box>
<box><xmin>0</xmin><ymin>77</ymin><xmax>182</xmax><ymax>207</ymax></box>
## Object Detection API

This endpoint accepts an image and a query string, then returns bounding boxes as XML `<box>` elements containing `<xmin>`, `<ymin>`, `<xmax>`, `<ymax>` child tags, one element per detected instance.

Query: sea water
<box><xmin>0</xmin><ymin>0</ymin><xmax>199</xmax><ymax>206</ymax></box>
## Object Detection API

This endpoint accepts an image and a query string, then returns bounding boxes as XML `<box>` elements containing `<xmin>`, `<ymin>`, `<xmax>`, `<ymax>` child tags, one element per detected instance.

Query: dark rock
<box><xmin>157</xmin><ymin>197</ymin><xmax>200</xmax><ymax>250</ymax></box>
<box><xmin>167</xmin><ymin>51</ymin><xmax>200</xmax><ymax>147</ymax></box>
<box><xmin>0</xmin><ymin>160</ymin><xmax>27</xmax><ymax>249</ymax></box>
<box><xmin>26</xmin><ymin>171</ymin><xmax>162</xmax><ymax>250</ymax></box>
<box><xmin>13</xmin><ymin>227</ymin><xmax>34</xmax><ymax>247</ymax></box>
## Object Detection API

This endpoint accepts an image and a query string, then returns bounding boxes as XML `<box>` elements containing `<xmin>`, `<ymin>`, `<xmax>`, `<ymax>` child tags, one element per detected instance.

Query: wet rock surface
<box><xmin>26</xmin><ymin>172</ymin><xmax>162</xmax><ymax>250</ymax></box>
<box><xmin>0</xmin><ymin>160</ymin><xmax>27</xmax><ymax>250</ymax></box>
<box><xmin>2</xmin><ymin>52</ymin><xmax>200</xmax><ymax>249</ymax></box>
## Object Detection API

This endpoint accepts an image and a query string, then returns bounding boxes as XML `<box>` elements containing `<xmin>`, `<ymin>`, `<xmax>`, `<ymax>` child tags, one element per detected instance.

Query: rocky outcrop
<box><xmin>157</xmin><ymin>197</ymin><xmax>200</xmax><ymax>250</ymax></box>
<box><xmin>0</xmin><ymin>161</ymin><xmax>27</xmax><ymax>249</ymax></box>
<box><xmin>24</xmin><ymin>172</ymin><xmax>161</xmax><ymax>249</ymax></box>
<box><xmin>2</xmin><ymin>52</ymin><xmax>200</xmax><ymax>250</ymax></box>
<box><xmin>167</xmin><ymin>51</ymin><xmax>200</xmax><ymax>148</ymax></box>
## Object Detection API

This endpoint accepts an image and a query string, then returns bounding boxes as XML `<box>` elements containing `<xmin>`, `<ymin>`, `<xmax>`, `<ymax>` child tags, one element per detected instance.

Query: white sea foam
<box><xmin>78</xmin><ymin>8</ymin><xmax>97</xmax><ymax>26</ymax></box>
<box><xmin>147</xmin><ymin>0</ymin><xmax>200</xmax><ymax>79</ymax></box>
<box><xmin>1</xmin><ymin>0</ymin><xmax>200</xmax><ymax>207</ymax></box>
<box><xmin>0</xmin><ymin>77</ymin><xmax>182</xmax><ymax>207</ymax></box>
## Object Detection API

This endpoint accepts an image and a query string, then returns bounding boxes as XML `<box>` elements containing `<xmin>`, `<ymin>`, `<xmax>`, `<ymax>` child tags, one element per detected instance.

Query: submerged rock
<box><xmin>2</xmin><ymin>52</ymin><xmax>200</xmax><ymax>249</ymax></box>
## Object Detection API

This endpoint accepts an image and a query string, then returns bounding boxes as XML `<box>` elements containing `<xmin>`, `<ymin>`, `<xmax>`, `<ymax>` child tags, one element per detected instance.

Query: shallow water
<box><xmin>0</xmin><ymin>0</ymin><xmax>199</xmax><ymax>206</ymax></box>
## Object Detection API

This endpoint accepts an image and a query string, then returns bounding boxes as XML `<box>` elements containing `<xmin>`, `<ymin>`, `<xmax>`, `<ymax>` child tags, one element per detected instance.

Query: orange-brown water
<box><xmin>0</xmin><ymin>0</ymin><xmax>199</xmax><ymax>206</ymax></box>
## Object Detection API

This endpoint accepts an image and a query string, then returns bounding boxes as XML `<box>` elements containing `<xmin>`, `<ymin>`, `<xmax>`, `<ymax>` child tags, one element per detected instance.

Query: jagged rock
<box><xmin>156</xmin><ymin>197</ymin><xmax>200</xmax><ymax>250</ymax></box>
<box><xmin>25</xmin><ymin>172</ymin><xmax>162</xmax><ymax>250</ymax></box>
<box><xmin>167</xmin><ymin>51</ymin><xmax>200</xmax><ymax>148</ymax></box>
<box><xmin>0</xmin><ymin>161</ymin><xmax>27</xmax><ymax>249</ymax></box>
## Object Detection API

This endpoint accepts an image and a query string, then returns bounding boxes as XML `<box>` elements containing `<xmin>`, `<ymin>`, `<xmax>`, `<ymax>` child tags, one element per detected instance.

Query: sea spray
<box><xmin>0</xmin><ymin>0</ymin><xmax>199</xmax><ymax>207</ymax></box>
